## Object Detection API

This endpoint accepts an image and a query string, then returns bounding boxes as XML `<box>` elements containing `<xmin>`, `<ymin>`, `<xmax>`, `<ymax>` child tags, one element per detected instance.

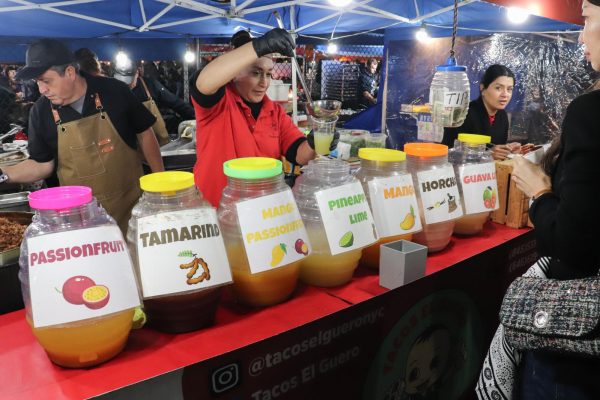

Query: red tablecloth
<box><xmin>0</xmin><ymin>222</ymin><xmax>529</xmax><ymax>400</ymax></box>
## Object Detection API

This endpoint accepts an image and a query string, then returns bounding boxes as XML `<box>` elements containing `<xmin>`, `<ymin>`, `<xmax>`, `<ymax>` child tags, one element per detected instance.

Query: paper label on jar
<box><xmin>442</xmin><ymin>90</ymin><xmax>469</xmax><ymax>108</ymax></box>
<box><xmin>458</xmin><ymin>163</ymin><xmax>499</xmax><ymax>214</ymax></box>
<box><xmin>27</xmin><ymin>226</ymin><xmax>141</xmax><ymax>328</ymax></box>
<box><xmin>368</xmin><ymin>175</ymin><xmax>422</xmax><ymax>237</ymax></box>
<box><xmin>315</xmin><ymin>182</ymin><xmax>378</xmax><ymax>255</ymax></box>
<box><xmin>416</xmin><ymin>166</ymin><xmax>463</xmax><ymax>225</ymax></box>
<box><xmin>236</xmin><ymin>191</ymin><xmax>310</xmax><ymax>274</ymax></box>
<box><xmin>136</xmin><ymin>209</ymin><xmax>232</xmax><ymax>299</ymax></box>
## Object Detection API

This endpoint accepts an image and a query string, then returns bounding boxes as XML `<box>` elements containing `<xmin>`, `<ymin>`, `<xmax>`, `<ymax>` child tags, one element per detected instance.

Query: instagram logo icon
<box><xmin>211</xmin><ymin>363</ymin><xmax>240</xmax><ymax>394</ymax></box>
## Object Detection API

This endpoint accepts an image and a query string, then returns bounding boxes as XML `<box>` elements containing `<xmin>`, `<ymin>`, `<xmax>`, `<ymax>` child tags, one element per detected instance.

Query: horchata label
<box><xmin>416</xmin><ymin>166</ymin><xmax>463</xmax><ymax>224</ymax></box>
<box><xmin>236</xmin><ymin>191</ymin><xmax>310</xmax><ymax>274</ymax></box>
<box><xmin>136</xmin><ymin>209</ymin><xmax>232</xmax><ymax>299</ymax></box>
<box><xmin>27</xmin><ymin>225</ymin><xmax>140</xmax><ymax>328</ymax></box>
<box><xmin>458</xmin><ymin>163</ymin><xmax>499</xmax><ymax>214</ymax></box>
<box><xmin>315</xmin><ymin>181</ymin><xmax>378</xmax><ymax>255</ymax></box>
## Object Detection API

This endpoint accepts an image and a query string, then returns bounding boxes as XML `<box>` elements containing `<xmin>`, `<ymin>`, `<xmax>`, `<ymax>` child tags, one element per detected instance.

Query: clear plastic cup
<box><xmin>311</xmin><ymin>116</ymin><xmax>338</xmax><ymax>155</ymax></box>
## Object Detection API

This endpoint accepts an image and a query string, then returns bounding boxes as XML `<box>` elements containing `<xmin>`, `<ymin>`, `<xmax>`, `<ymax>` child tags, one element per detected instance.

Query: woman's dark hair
<box><xmin>231</xmin><ymin>30</ymin><xmax>253</xmax><ymax>49</ymax></box>
<box><xmin>590</xmin><ymin>0</ymin><xmax>600</xmax><ymax>6</ymax></box>
<box><xmin>74</xmin><ymin>48</ymin><xmax>100</xmax><ymax>75</ymax></box>
<box><xmin>480</xmin><ymin>64</ymin><xmax>515</xmax><ymax>90</ymax></box>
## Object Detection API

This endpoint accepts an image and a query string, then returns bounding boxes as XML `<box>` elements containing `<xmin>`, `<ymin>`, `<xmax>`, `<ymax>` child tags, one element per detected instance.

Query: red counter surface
<box><xmin>0</xmin><ymin>223</ymin><xmax>530</xmax><ymax>400</ymax></box>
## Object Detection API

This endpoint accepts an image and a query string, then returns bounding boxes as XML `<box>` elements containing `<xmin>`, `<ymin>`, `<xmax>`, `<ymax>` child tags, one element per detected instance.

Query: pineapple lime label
<box><xmin>236</xmin><ymin>191</ymin><xmax>310</xmax><ymax>274</ymax></box>
<box><xmin>458</xmin><ymin>163</ymin><xmax>499</xmax><ymax>214</ymax></box>
<box><xmin>136</xmin><ymin>209</ymin><xmax>232</xmax><ymax>298</ymax></box>
<box><xmin>27</xmin><ymin>226</ymin><xmax>141</xmax><ymax>328</ymax></box>
<box><xmin>315</xmin><ymin>182</ymin><xmax>378</xmax><ymax>255</ymax></box>
<box><xmin>416</xmin><ymin>166</ymin><xmax>463</xmax><ymax>224</ymax></box>
<box><xmin>368</xmin><ymin>175</ymin><xmax>422</xmax><ymax>237</ymax></box>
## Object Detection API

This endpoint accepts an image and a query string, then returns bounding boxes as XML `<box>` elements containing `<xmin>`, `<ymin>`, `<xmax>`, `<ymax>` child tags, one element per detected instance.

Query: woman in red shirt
<box><xmin>191</xmin><ymin>29</ymin><xmax>322</xmax><ymax>206</ymax></box>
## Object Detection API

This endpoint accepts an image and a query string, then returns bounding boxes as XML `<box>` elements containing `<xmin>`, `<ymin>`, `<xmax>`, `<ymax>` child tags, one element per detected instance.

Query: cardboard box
<box><xmin>491</xmin><ymin>160</ymin><xmax>531</xmax><ymax>228</ymax></box>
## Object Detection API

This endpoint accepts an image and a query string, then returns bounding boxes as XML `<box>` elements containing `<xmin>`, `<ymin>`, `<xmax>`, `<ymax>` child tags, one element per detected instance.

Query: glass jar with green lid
<box><xmin>355</xmin><ymin>148</ymin><xmax>422</xmax><ymax>269</ymax></box>
<box><xmin>218</xmin><ymin>157</ymin><xmax>310</xmax><ymax>307</ymax></box>
<box><xmin>127</xmin><ymin>171</ymin><xmax>232</xmax><ymax>333</ymax></box>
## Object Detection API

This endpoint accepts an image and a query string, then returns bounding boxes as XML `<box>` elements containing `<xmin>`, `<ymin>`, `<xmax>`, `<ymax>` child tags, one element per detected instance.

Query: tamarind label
<box><xmin>135</xmin><ymin>209</ymin><xmax>232</xmax><ymax>298</ymax></box>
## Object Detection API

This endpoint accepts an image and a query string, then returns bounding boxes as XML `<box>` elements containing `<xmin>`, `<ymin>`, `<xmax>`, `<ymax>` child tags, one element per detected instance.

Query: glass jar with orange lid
<box><xmin>19</xmin><ymin>186</ymin><xmax>141</xmax><ymax>368</ymax></box>
<box><xmin>292</xmin><ymin>159</ymin><xmax>378</xmax><ymax>286</ymax></box>
<box><xmin>217</xmin><ymin>158</ymin><xmax>310</xmax><ymax>307</ymax></box>
<box><xmin>126</xmin><ymin>171</ymin><xmax>232</xmax><ymax>333</ymax></box>
<box><xmin>355</xmin><ymin>148</ymin><xmax>422</xmax><ymax>269</ymax></box>
<box><xmin>404</xmin><ymin>143</ymin><xmax>463</xmax><ymax>252</ymax></box>
<box><xmin>448</xmin><ymin>134</ymin><xmax>498</xmax><ymax>235</ymax></box>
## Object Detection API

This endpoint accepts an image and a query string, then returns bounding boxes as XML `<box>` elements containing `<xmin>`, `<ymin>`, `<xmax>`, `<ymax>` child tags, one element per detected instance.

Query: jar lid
<box><xmin>140</xmin><ymin>171</ymin><xmax>195</xmax><ymax>193</ymax></box>
<box><xmin>458</xmin><ymin>133</ymin><xmax>491</xmax><ymax>145</ymax></box>
<box><xmin>224</xmin><ymin>157</ymin><xmax>282</xmax><ymax>180</ymax></box>
<box><xmin>28</xmin><ymin>186</ymin><xmax>92</xmax><ymax>210</ymax></box>
<box><xmin>434</xmin><ymin>56</ymin><xmax>467</xmax><ymax>72</ymax></box>
<box><xmin>359</xmin><ymin>148</ymin><xmax>406</xmax><ymax>162</ymax></box>
<box><xmin>404</xmin><ymin>143</ymin><xmax>448</xmax><ymax>157</ymax></box>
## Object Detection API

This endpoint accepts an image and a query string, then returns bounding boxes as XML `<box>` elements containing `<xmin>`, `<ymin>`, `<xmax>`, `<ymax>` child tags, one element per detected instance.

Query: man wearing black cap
<box><xmin>3</xmin><ymin>38</ymin><xmax>164</xmax><ymax>233</ymax></box>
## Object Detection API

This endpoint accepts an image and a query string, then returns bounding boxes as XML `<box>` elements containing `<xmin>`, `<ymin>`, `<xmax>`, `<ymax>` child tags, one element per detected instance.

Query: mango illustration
<box><xmin>339</xmin><ymin>231</ymin><xmax>354</xmax><ymax>248</ymax></box>
<box><xmin>400</xmin><ymin>205</ymin><xmax>416</xmax><ymax>230</ymax></box>
<box><xmin>270</xmin><ymin>243</ymin><xmax>287</xmax><ymax>267</ymax></box>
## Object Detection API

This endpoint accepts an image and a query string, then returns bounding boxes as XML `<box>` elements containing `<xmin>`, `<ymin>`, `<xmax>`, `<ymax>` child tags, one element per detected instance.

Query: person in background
<box><xmin>74</xmin><ymin>48</ymin><xmax>103</xmax><ymax>77</ymax></box>
<box><xmin>191</xmin><ymin>28</ymin><xmax>334</xmax><ymax>206</ymax></box>
<box><xmin>114</xmin><ymin>61</ymin><xmax>194</xmax><ymax>145</ymax></box>
<box><xmin>358</xmin><ymin>58</ymin><xmax>379</xmax><ymax>108</ymax></box>
<box><xmin>509</xmin><ymin>1</ymin><xmax>600</xmax><ymax>397</ymax></box>
<box><xmin>2</xmin><ymin>39</ymin><xmax>163</xmax><ymax>233</ymax></box>
<box><xmin>442</xmin><ymin>64</ymin><xmax>521</xmax><ymax>160</ymax></box>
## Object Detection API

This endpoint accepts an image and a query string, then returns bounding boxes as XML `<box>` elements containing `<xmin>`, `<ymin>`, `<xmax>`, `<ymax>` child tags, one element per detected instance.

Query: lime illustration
<box><xmin>339</xmin><ymin>231</ymin><xmax>354</xmax><ymax>248</ymax></box>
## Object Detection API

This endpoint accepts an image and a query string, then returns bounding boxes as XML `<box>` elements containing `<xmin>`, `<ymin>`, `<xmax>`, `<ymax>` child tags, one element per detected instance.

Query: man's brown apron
<box><xmin>139</xmin><ymin>78</ymin><xmax>170</xmax><ymax>146</ymax></box>
<box><xmin>52</xmin><ymin>93</ymin><xmax>143</xmax><ymax>234</ymax></box>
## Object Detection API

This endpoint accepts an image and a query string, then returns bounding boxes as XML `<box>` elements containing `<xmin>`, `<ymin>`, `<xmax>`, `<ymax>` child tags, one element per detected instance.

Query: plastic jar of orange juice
<box><xmin>404</xmin><ymin>143</ymin><xmax>463</xmax><ymax>252</ymax></box>
<box><xmin>126</xmin><ymin>171</ymin><xmax>232</xmax><ymax>333</ymax></box>
<box><xmin>449</xmin><ymin>134</ymin><xmax>498</xmax><ymax>235</ymax></box>
<box><xmin>217</xmin><ymin>158</ymin><xmax>310</xmax><ymax>307</ymax></box>
<box><xmin>19</xmin><ymin>186</ymin><xmax>141</xmax><ymax>368</ymax></box>
<box><xmin>292</xmin><ymin>159</ymin><xmax>377</xmax><ymax>286</ymax></box>
<box><xmin>355</xmin><ymin>148</ymin><xmax>422</xmax><ymax>269</ymax></box>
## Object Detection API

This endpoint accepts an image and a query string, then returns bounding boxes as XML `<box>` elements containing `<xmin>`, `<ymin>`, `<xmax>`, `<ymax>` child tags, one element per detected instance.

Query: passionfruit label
<box><xmin>368</xmin><ymin>175</ymin><xmax>422</xmax><ymax>237</ymax></box>
<box><xmin>314</xmin><ymin>182</ymin><xmax>378</xmax><ymax>255</ymax></box>
<box><xmin>27</xmin><ymin>226</ymin><xmax>140</xmax><ymax>328</ymax></box>
<box><xmin>458</xmin><ymin>163</ymin><xmax>499</xmax><ymax>214</ymax></box>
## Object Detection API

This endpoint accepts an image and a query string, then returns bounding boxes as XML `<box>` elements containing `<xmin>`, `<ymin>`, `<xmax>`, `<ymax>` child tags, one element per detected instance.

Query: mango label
<box><xmin>315</xmin><ymin>182</ymin><xmax>378</xmax><ymax>255</ymax></box>
<box><xmin>236</xmin><ymin>191</ymin><xmax>310</xmax><ymax>274</ymax></box>
<box><xmin>27</xmin><ymin>226</ymin><xmax>141</xmax><ymax>329</ymax></box>
<box><xmin>136</xmin><ymin>209</ymin><xmax>232</xmax><ymax>298</ymax></box>
<box><xmin>368</xmin><ymin>175</ymin><xmax>423</xmax><ymax>237</ymax></box>
<box><xmin>416</xmin><ymin>166</ymin><xmax>463</xmax><ymax>224</ymax></box>
<box><xmin>458</xmin><ymin>163</ymin><xmax>499</xmax><ymax>214</ymax></box>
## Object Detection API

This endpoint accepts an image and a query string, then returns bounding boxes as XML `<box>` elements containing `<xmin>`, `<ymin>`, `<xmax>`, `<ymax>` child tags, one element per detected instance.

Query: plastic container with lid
<box><xmin>429</xmin><ymin>57</ymin><xmax>470</xmax><ymax>128</ymax></box>
<box><xmin>449</xmin><ymin>134</ymin><xmax>498</xmax><ymax>235</ymax></box>
<box><xmin>217</xmin><ymin>157</ymin><xmax>310</xmax><ymax>307</ymax></box>
<box><xmin>355</xmin><ymin>148</ymin><xmax>422</xmax><ymax>269</ymax></box>
<box><xmin>338</xmin><ymin>129</ymin><xmax>370</xmax><ymax>157</ymax></box>
<box><xmin>293</xmin><ymin>159</ymin><xmax>377</xmax><ymax>286</ymax></box>
<box><xmin>19</xmin><ymin>186</ymin><xmax>141</xmax><ymax>368</ymax></box>
<box><xmin>404</xmin><ymin>143</ymin><xmax>463</xmax><ymax>252</ymax></box>
<box><xmin>126</xmin><ymin>171</ymin><xmax>232</xmax><ymax>333</ymax></box>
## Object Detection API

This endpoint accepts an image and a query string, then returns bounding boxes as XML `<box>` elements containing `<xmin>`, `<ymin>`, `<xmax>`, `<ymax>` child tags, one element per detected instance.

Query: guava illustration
<box><xmin>483</xmin><ymin>186</ymin><xmax>497</xmax><ymax>209</ymax></box>
<box><xmin>82</xmin><ymin>285</ymin><xmax>110</xmax><ymax>310</ymax></box>
<box><xmin>295</xmin><ymin>239</ymin><xmax>309</xmax><ymax>255</ymax></box>
<box><xmin>61</xmin><ymin>276</ymin><xmax>96</xmax><ymax>305</ymax></box>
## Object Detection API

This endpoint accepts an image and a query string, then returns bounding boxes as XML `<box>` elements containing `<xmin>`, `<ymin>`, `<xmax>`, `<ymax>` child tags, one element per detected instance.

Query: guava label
<box><xmin>416</xmin><ymin>167</ymin><xmax>463</xmax><ymax>224</ymax></box>
<box><xmin>368</xmin><ymin>175</ymin><xmax>422</xmax><ymax>237</ymax></box>
<box><xmin>27</xmin><ymin>226</ymin><xmax>140</xmax><ymax>328</ymax></box>
<box><xmin>458</xmin><ymin>163</ymin><xmax>499</xmax><ymax>214</ymax></box>
<box><xmin>236</xmin><ymin>191</ymin><xmax>310</xmax><ymax>274</ymax></box>
<box><xmin>315</xmin><ymin>182</ymin><xmax>378</xmax><ymax>255</ymax></box>
<box><xmin>136</xmin><ymin>209</ymin><xmax>232</xmax><ymax>299</ymax></box>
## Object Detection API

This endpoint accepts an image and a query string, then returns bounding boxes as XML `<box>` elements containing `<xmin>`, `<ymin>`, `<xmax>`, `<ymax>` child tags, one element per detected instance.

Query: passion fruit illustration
<box><xmin>61</xmin><ymin>276</ymin><xmax>96</xmax><ymax>305</ymax></box>
<box><xmin>82</xmin><ymin>285</ymin><xmax>110</xmax><ymax>310</ymax></box>
<box><xmin>295</xmin><ymin>239</ymin><xmax>309</xmax><ymax>255</ymax></box>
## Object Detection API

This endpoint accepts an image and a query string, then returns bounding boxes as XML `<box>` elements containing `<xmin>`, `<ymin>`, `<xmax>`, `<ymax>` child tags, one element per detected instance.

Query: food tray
<box><xmin>0</xmin><ymin>211</ymin><xmax>33</xmax><ymax>267</ymax></box>
<box><xmin>0</xmin><ymin>191</ymin><xmax>30</xmax><ymax>210</ymax></box>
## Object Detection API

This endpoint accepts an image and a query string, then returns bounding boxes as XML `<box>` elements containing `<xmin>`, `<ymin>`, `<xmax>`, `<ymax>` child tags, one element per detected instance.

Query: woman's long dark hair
<box><xmin>480</xmin><ymin>64</ymin><xmax>515</xmax><ymax>90</ymax></box>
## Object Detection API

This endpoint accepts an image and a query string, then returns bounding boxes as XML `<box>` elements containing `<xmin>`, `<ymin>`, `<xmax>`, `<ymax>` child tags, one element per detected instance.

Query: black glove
<box><xmin>252</xmin><ymin>28</ymin><xmax>295</xmax><ymax>57</ymax></box>
<box><xmin>307</xmin><ymin>130</ymin><xmax>340</xmax><ymax>152</ymax></box>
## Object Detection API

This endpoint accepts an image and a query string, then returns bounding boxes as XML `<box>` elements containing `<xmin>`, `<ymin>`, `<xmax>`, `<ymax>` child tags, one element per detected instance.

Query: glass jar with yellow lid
<box><xmin>218</xmin><ymin>157</ymin><xmax>310</xmax><ymax>307</ymax></box>
<box><xmin>355</xmin><ymin>148</ymin><xmax>422</xmax><ymax>269</ymax></box>
<box><xmin>127</xmin><ymin>171</ymin><xmax>232</xmax><ymax>333</ymax></box>
<box><xmin>404</xmin><ymin>143</ymin><xmax>463</xmax><ymax>252</ymax></box>
<box><xmin>449</xmin><ymin>134</ymin><xmax>498</xmax><ymax>235</ymax></box>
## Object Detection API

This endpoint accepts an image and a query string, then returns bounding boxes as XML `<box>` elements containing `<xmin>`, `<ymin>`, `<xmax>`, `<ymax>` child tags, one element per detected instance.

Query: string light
<box><xmin>327</xmin><ymin>42</ymin><xmax>338</xmax><ymax>54</ymax></box>
<box><xmin>507</xmin><ymin>7</ymin><xmax>530</xmax><ymax>24</ymax></box>
<box><xmin>184</xmin><ymin>50</ymin><xmax>195</xmax><ymax>63</ymax></box>
<box><xmin>327</xmin><ymin>0</ymin><xmax>352</xmax><ymax>6</ymax></box>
